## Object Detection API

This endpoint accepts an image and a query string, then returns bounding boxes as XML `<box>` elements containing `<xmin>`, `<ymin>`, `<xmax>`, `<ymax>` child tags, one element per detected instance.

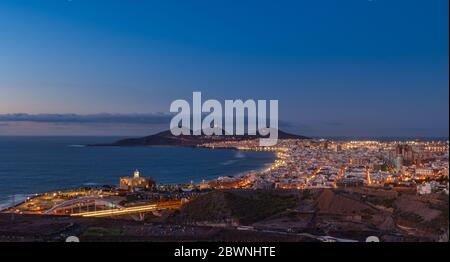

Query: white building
<box><xmin>417</xmin><ymin>183</ymin><xmax>432</xmax><ymax>195</ymax></box>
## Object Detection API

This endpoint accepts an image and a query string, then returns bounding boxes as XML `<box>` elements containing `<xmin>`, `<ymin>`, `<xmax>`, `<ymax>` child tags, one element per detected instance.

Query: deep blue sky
<box><xmin>0</xmin><ymin>0</ymin><xmax>448</xmax><ymax>137</ymax></box>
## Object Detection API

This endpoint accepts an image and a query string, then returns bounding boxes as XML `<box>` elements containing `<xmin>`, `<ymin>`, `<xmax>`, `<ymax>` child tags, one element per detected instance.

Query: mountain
<box><xmin>92</xmin><ymin>128</ymin><xmax>309</xmax><ymax>147</ymax></box>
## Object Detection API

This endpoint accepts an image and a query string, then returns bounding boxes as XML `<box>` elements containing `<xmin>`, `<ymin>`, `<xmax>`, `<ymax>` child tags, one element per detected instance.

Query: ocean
<box><xmin>0</xmin><ymin>136</ymin><xmax>275</xmax><ymax>209</ymax></box>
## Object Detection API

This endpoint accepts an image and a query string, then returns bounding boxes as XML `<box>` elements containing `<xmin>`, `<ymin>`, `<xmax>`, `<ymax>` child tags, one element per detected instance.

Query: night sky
<box><xmin>0</xmin><ymin>0</ymin><xmax>448</xmax><ymax>137</ymax></box>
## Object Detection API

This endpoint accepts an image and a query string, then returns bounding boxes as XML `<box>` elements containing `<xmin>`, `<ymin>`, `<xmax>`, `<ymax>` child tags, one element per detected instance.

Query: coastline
<box><xmin>220</xmin><ymin>151</ymin><xmax>277</xmax><ymax>180</ymax></box>
<box><xmin>0</xmin><ymin>140</ymin><xmax>277</xmax><ymax>209</ymax></box>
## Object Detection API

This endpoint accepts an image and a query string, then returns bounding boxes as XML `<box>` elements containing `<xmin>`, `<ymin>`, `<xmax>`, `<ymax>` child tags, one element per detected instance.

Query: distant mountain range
<box><xmin>93</xmin><ymin>129</ymin><xmax>309</xmax><ymax>147</ymax></box>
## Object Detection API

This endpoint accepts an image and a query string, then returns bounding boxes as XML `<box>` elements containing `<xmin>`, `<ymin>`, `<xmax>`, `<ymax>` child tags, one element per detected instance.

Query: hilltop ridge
<box><xmin>92</xmin><ymin>129</ymin><xmax>309</xmax><ymax>147</ymax></box>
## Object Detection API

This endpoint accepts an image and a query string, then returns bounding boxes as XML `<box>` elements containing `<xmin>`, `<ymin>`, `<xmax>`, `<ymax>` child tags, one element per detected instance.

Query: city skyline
<box><xmin>0</xmin><ymin>0</ymin><xmax>448</xmax><ymax>137</ymax></box>
<box><xmin>0</xmin><ymin>1</ymin><xmax>448</xmax><ymax>246</ymax></box>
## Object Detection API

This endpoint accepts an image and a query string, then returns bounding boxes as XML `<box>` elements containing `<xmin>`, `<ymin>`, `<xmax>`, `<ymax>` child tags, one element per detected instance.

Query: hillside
<box><xmin>170</xmin><ymin>190</ymin><xmax>300</xmax><ymax>225</ymax></box>
<box><xmin>93</xmin><ymin>129</ymin><xmax>309</xmax><ymax>147</ymax></box>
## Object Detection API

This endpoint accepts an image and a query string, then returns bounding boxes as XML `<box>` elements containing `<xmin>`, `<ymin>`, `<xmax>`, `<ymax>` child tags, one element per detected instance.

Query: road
<box><xmin>71</xmin><ymin>201</ymin><xmax>181</xmax><ymax>218</ymax></box>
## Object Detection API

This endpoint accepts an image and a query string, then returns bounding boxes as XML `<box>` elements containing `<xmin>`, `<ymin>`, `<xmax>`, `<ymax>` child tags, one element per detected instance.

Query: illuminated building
<box><xmin>415</xmin><ymin>168</ymin><xmax>434</xmax><ymax>176</ymax></box>
<box><xmin>120</xmin><ymin>170</ymin><xmax>156</xmax><ymax>191</ymax></box>
<box><xmin>394</xmin><ymin>156</ymin><xmax>403</xmax><ymax>172</ymax></box>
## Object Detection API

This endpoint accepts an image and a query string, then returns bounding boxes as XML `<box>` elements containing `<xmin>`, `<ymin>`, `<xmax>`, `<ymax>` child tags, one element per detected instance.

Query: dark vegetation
<box><xmin>171</xmin><ymin>190</ymin><xmax>299</xmax><ymax>225</ymax></box>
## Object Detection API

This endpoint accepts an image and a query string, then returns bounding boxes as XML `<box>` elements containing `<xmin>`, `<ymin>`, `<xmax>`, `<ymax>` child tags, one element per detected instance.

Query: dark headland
<box><xmin>92</xmin><ymin>129</ymin><xmax>309</xmax><ymax>147</ymax></box>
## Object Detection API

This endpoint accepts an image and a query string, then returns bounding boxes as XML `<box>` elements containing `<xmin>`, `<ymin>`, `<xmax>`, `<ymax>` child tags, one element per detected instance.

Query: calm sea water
<box><xmin>0</xmin><ymin>136</ymin><xmax>275</xmax><ymax>208</ymax></box>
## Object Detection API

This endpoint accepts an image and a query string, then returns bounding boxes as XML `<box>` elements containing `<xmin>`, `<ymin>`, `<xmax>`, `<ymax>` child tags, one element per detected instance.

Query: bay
<box><xmin>0</xmin><ymin>136</ymin><xmax>275</xmax><ymax>208</ymax></box>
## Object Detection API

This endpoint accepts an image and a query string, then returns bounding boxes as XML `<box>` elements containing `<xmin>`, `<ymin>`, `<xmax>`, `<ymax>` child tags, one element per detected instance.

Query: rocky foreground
<box><xmin>0</xmin><ymin>187</ymin><xmax>448</xmax><ymax>242</ymax></box>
